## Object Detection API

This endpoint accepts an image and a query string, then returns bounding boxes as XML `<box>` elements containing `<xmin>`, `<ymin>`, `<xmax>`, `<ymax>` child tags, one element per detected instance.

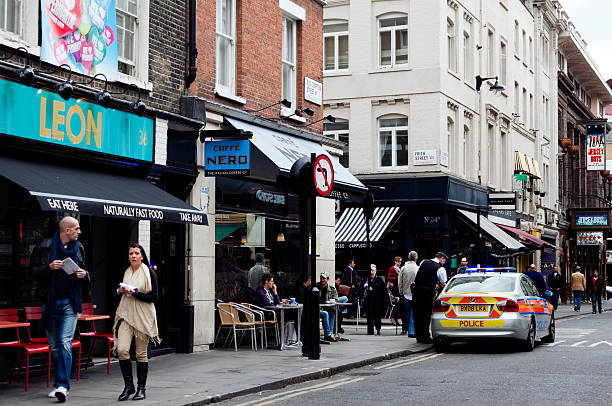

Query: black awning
<box><xmin>0</xmin><ymin>156</ymin><xmax>207</xmax><ymax>225</ymax></box>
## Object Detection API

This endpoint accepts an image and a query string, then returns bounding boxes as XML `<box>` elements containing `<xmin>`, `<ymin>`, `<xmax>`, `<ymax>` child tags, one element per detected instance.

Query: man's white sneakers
<box><xmin>55</xmin><ymin>386</ymin><xmax>68</xmax><ymax>402</ymax></box>
<box><xmin>48</xmin><ymin>388</ymin><xmax>57</xmax><ymax>398</ymax></box>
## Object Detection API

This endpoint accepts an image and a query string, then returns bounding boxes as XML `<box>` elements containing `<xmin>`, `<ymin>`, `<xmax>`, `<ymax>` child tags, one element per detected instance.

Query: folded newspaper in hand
<box><xmin>61</xmin><ymin>257</ymin><xmax>79</xmax><ymax>275</ymax></box>
<box><xmin>119</xmin><ymin>283</ymin><xmax>138</xmax><ymax>296</ymax></box>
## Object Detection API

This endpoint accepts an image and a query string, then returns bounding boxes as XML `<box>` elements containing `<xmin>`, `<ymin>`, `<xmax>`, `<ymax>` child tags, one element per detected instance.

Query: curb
<box><xmin>556</xmin><ymin>307</ymin><xmax>611</xmax><ymax>320</ymax></box>
<box><xmin>181</xmin><ymin>345</ymin><xmax>433</xmax><ymax>405</ymax></box>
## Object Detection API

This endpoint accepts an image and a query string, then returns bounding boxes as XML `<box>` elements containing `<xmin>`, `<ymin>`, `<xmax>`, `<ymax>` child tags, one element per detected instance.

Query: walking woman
<box><xmin>114</xmin><ymin>243</ymin><xmax>160</xmax><ymax>401</ymax></box>
<box><xmin>363</xmin><ymin>264</ymin><xmax>386</xmax><ymax>335</ymax></box>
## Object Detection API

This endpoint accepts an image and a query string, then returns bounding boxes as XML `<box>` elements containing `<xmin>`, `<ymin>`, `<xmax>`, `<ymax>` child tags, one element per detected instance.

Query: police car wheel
<box><xmin>541</xmin><ymin>316</ymin><xmax>555</xmax><ymax>343</ymax></box>
<box><xmin>521</xmin><ymin>319</ymin><xmax>536</xmax><ymax>352</ymax></box>
<box><xmin>433</xmin><ymin>336</ymin><xmax>450</xmax><ymax>352</ymax></box>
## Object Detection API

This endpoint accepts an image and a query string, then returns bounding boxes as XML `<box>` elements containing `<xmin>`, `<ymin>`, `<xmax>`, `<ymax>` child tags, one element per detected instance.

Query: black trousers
<box><xmin>412</xmin><ymin>289</ymin><xmax>435</xmax><ymax>340</ymax></box>
<box><xmin>366</xmin><ymin>300</ymin><xmax>383</xmax><ymax>334</ymax></box>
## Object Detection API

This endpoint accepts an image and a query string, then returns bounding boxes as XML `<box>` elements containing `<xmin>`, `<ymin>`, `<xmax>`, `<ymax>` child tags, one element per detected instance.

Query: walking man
<box><xmin>30</xmin><ymin>216</ymin><xmax>89</xmax><ymax>402</ymax></box>
<box><xmin>587</xmin><ymin>269</ymin><xmax>605</xmax><ymax>314</ymax></box>
<box><xmin>548</xmin><ymin>265</ymin><xmax>562</xmax><ymax>310</ymax></box>
<box><xmin>457</xmin><ymin>257</ymin><xmax>469</xmax><ymax>274</ymax></box>
<box><xmin>525</xmin><ymin>264</ymin><xmax>547</xmax><ymax>295</ymax></box>
<box><xmin>571</xmin><ymin>266</ymin><xmax>586</xmax><ymax>312</ymax></box>
<box><xmin>398</xmin><ymin>251</ymin><xmax>418</xmax><ymax>337</ymax></box>
<box><xmin>341</xmin><ymin>259</ymin><xmax>356</xmax><ymax>317</ymax></box>
<box><xmin>412</xmin><ymin>251</ymin><xmax>448</xmax><ymax>344</ymax></box>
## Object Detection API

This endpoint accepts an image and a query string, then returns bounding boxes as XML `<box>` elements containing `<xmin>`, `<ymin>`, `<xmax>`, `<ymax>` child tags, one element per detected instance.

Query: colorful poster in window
<box><xmin>40</xmin><ymin>0</ymin><xmax>118</xmax><ymax>81</ymax></box>
<box><xmin>586</xmin><ymin>124</ymin><xmax>605</xmax><ymax>171</ymax></box>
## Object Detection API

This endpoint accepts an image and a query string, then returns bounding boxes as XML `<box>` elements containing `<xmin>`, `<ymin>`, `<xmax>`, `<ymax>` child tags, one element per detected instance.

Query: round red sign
<box><xmin>313</xmin><ymin>155</ymin><xmax>334</xmax><ymax>196</ymax></box>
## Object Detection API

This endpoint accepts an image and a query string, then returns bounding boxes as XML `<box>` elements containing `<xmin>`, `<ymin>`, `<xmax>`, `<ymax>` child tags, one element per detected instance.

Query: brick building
<box><xmin>181</xmin><ymin>0</ymin><xmax>365</xmax><ymax>350</ymax></box>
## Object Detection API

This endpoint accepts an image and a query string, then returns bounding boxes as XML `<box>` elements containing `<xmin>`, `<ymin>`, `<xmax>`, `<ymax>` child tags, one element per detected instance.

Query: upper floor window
<box><xmin>117</xmin><ymin>0</ymin><xmax>138</xmax><ymax>76</ymax></box>
<box><xmin>378</xmin><ymin>15</ymin><xmax>408</xmax><ymax>68</ymax></box>
<box><xmin>462</xmin><ymin>125</ymin><xmax>469</xmax><ymax>176</ymax></box>
<box><xmin>522</xmin><ymin>29</ymin><xmax>526</xmax><ymax>61</ymax></box>
<box><xmin>0</xmin><ymin>0</ymin><xmax>21</xmax><ymax>35</ymax></box>
<box><xmin>487</xmin><ymin>29</ymin><xmax>494</xmax><ymax>77</ymax></box>
<box><xmin>528</xmin><ymin>36</ymin><xmax>533</xmax><ymax>68</ymax></box>
<box><xmin>282</xmin><ymin>16</ymin><xmax>297</xmax><ymax>107</ymax></box>
<box><xmin>324</xmin><ymin>121</ymin><xmax>349</xmax><ymax>168</ymax></box>
<box><xmin>514</xmin><ymin>21</ymin><xmax>519</xmax><ymax>55</ymax></box>
<box><xmin>324</xmin><ymin>22</ymin><xmax>348</xmax><ymax>72</ymax></box>
<box><xmin>446</xmin><ymin>118</ymin><xmax>454</xmax><ymax>169</ymax></box>
<box><xmin>447</xmin><ymin>18</ymin><xmax>456</xmax><ymax>72</ymax></box>
<box><xmin>379</xmin><ymin>116</ymin><xmax>408</xmax><ymax>167</ymax></box>
<box><xmin>463</xmin><ymin>30</ymin><xmax>472</xmax><ymax>81</ymax></box>
<box><xmin>542</xmin><ymin>36</ymin><xmax>550</xmax><ymax>71</ymax></box>
<box><xmin>216</xmin><ymin>0</ymin><xmax>236</xmax><ymax>93</ymax></box>
<box><xmin>499</xmin><ymin>41</ymin><xmax>507</xmax><ymax>87</ymax></box>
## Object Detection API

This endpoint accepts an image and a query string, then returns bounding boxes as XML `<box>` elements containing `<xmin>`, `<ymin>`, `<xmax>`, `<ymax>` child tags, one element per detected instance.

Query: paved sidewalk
<box><xmin>0</xmin><ymin>302</ymin><xmax>605</xmax><ymax>405</ymax></box>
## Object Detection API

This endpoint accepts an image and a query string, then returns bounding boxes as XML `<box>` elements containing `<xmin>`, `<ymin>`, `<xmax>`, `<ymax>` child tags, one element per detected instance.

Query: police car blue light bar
<box><xmin>465</xmin><ymin>267</ymin><xmax>517</xmax><ymax>273</ymax></box>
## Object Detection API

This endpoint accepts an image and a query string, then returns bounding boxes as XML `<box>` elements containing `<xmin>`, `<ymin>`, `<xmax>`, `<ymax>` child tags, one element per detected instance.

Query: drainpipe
<box><xmin>185</xmin><ymin>0</ymin><xmax>198</xmax><ymax>88</ymax></box>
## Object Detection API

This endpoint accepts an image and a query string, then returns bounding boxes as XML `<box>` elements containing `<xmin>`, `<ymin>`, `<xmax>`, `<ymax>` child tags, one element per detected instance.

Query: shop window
<box><xmin>216</xmin><ymin>0</ymin><xmax>236</xmax><ymax>94</ymax></box>
<box><xmin>282</xmin><ymin>16</ymin><xmax>297</xmax><ymax>108</ymax></box>
<box><xmin>378</xmin><ymin>14</ymin><xmax>408</xmax><ymax>68</ymax></box>
<box><xmin>324</xmin><ymin>120</ymin><xmax>349</xmax><ymax>168</ymax></box>
<box><xmin>324</xmin><ymin>21</ymin><xmax>348</xmax><ymax>72</ymax></box>
<box><xmin>378</xmin><ymin>116</ymin><xmax>408</xmax><ymax>167</ymax></box>
<box><xmin>0</xmin><ymin>0</ymin><xmax>21</xmax><ymax>35</ymax></box>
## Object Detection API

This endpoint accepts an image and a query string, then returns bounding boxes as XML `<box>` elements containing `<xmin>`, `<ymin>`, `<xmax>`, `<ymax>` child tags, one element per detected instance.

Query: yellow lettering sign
<box><xmin>66</xmin><ymin>105</ymin><xmax>85</xmax><ymax>145</ymax></box>
<box><xmin>52</xmin><ymin>100</ymin><xmax>65</xmax><ymax>141</ymax></box>
<box><xmin>86</xmin><ymin>110</ymin><xmax>102</xmax><ymax>148</ymax></box>
<box><xmin>39</xmin><ymin>97</ymin><xmax>51</xmax><ymax>139</ymax></box>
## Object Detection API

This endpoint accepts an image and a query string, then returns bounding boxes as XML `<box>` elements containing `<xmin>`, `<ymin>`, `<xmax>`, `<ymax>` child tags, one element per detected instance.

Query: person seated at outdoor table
<box><xmin>317</xmin><ymin>272</ymin><xmax>339</xmax><ymax>342</ymax></box>
<box><xmin>254</xmin><ymin>273</ymin><xmax>281</xmax><ymax>310</ymax></box>
<box><xmin>294</xmin><ymin>273</ymin><xmax>311</xmax><ymax>304</ymax></box>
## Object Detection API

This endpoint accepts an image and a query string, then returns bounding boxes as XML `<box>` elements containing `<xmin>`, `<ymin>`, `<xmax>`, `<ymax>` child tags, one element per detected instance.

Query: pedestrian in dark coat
<box><xmin>547</xmin><ymin>265</ymin><xmax>562</xmax><ymax>310</ymax></box>
<box><xmin>363</xmin><ymin>264</ymin><xmax>386</xmax><ymax>335</ymax></box>
<box><xmin>586</xmin><ymin>270</ymin><xmax>605</xmax><ymax>314</ymax></box>
<box><xmin>412</xmin><ymin>252</ymin><xmax>448</xmax><ymax>344</ymax></box>
<box><xmin>341</xmin><ymin>259</ymin><xmax>356</xmax><ymax>317</ymax></box>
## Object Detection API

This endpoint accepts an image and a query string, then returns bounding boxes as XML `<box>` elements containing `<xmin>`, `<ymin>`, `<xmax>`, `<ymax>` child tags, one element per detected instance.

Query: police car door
<box><xmin>521</xmin><ymin>276</ymin><xmax>548</xmax><ymax>335</ymax></box>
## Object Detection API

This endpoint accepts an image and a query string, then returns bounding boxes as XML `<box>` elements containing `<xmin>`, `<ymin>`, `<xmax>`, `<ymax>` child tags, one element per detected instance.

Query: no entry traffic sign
<box><xmin>313</xmin><ymin>154</ymin><xmax>334</xmax><ymax>197</ymax></box>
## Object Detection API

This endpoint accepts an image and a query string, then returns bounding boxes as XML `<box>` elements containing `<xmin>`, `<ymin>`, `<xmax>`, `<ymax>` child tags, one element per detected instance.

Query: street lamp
<box><xmin>475</xmin><ymin>75</ymin><xmax>504</xmax><ymax>92</ymax></box>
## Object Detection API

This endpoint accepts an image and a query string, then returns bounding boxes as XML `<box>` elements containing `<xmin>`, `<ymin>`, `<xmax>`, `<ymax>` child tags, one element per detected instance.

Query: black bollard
<box><xmin>308</xmin><ymin>287</ymin><xmax>321</xmax><ymax>360</ymax></box>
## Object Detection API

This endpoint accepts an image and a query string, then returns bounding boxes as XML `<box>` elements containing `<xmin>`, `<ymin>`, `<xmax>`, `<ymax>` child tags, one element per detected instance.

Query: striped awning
<box><xmin>514</xmin><ymin>151</ymin><xmax>529</xmax><ymax>174</ymax></box>
<box><xmin>530</xmin><ymin>157</ymin><xmax>542</xmax><ymax>179</ymax></box>
<box><xmin>335</xmin><ymin>206</ymin><xmax>400</xmax><ymax>244</ymax></box>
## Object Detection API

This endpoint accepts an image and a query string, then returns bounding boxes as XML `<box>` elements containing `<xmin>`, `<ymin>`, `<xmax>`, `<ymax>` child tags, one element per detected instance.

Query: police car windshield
<box><xmin>445</xmin><ymin>276</ymin><xmax>515</xmax><ymax>293</ymax></box>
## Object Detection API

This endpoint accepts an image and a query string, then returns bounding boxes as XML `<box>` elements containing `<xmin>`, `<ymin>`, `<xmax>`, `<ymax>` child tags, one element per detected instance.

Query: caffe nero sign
<box><xmin>204</xmin><ymin>139</ymin><xmax>250</xmax><ymax>176</ymax></box>
<box><xmin>0</xmin><ymin>77</ymin><xmax>154</xmax><ymax>161</ymax></box>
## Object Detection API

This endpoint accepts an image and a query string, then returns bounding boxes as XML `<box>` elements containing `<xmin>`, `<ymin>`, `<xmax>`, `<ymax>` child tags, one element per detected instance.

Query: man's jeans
<box><xmin>573</xmin><ymin>290</ymin><xmax>583</xmax><ymax>311</ymax></box>
<box><xmin>46</xmin><ymin>299</ymin><xmax>78</xmax><ymax>390</ymax></box>
<box><xmin>552</xmin><ymin>290</ymin><xmax>560</xmax><ymax>310</ymax></box>
<box><xmin>320</xmin><ymin>310</ymin><xmax>336</xmax><ymax>337</ymax></box>
<box><xmin>402</xmin><ymin>297</ymin><xmax>415</xmax><ymax>335</ymax></box>
<box><xmin>591</xmin><ymin>292</ymin><xmax>602</xmax><ymax>313</ymax></box>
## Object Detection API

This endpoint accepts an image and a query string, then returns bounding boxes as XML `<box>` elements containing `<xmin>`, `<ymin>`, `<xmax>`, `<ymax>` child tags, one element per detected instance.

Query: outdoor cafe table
<box><xmin>265</xmin><ymin>304</ymin><xmax>302</xmax><ymax>350</ymax></box>
<box><xmin>0</xmin><ymin>321</ymin><xmax>30</xmax><ymax>328</ymax></box>
<box><xmin>320</xmin><ymin>302</ymin><xmax>352</xmax><ymax>341</ymax></box>
<box><xmin>78</xmin><ymin>314</ymin><xmax>110</xmax><ymax>322</ymax></box>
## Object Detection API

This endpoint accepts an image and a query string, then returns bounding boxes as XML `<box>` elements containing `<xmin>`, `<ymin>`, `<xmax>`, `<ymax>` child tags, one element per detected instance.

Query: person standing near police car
<box><xmin>30</xmin><ymin>216</ymin><xmax>89</xmax><ymax>403</ymax></box>
<box><xmin>412</xmin><ymin>252</ymin><xmax>448</xmax><ymax>344</ymax></box>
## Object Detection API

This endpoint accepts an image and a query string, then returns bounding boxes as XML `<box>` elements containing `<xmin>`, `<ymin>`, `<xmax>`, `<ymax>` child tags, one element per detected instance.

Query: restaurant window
<box><xmin>324</xmin><ymin>120</ymin><xmax>349</xmax><ymax>168</ymax></box>
<box><xmin>379</xmin><ymin>116</ymin><xmax>408</xmax><ymax>167</ymax></box>
<box><xmin>282</xmin><ymin>16</ymin><xmax>297</xmax><ymax>107</ymax></box>
<box><xmin>378</xmin><ymin>14</ymin><xmax>408</xmax><ymax>67</ymax></box>
<box><xmin>0</xmin><ymin>0</ymin><xmax>21</xmax><ymax>35</ymax></box>
<box><xmin>324</xmin><ymin>22</ymin><xmax>349</xmax><ymax>72</ymax></box>
<box><xmin>216</xmin><ymin>0</ymin><xmax>236</xmax><ymax>94</ymax></box>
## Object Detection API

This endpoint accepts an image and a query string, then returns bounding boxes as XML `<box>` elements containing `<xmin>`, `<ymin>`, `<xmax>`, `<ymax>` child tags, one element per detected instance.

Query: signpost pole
<box><xmin>308</xmin><ymin>153</ymin><xmax>320</xmax><ymax>360</ymax></box>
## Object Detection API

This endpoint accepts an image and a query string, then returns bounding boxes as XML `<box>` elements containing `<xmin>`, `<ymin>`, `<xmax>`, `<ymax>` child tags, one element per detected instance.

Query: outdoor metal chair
<box><xmin>240</xmin><ymin>303</ymin><xmax>280</xmax><ymax>348</ymax></box>
<box><xmin>77</xmin><ymin>303</ymin><xmax>113</xmax><ymax>375</ymax></box>
<box><xmin>215</xmin><ymin>303</ymin><xmax>257</xmax><ymax>351</ymax></box>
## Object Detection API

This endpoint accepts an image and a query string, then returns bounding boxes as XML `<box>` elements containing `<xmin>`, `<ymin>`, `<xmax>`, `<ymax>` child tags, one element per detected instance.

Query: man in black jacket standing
<box><xmin>547</xmin><ymin>265</ymin><xmax>562</xmax><ymax>310</ymax></box>
<box><xmin>30</xmin><ymin>216</ymin><xmax>89</xmax><ymax>402</ymax></box>
<box><xmin>412</xmin><ymin>252</ymin><xmax>448</xmax><ymax>344</ymax></box>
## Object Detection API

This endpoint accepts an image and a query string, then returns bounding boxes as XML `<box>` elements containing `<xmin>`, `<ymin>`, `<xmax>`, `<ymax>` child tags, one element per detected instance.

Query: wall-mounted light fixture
<box><xmin>77</xmin><ymin>73</ymin><xmax>111</xmax><ymax>108</ymax></box>
<box><xmin>247</xmin><ymin>99</ymin><xmax>292</xmax><ymax>113</ymax></box>
<box><xmin>0</xmin><ymin>46</ymin><xmax>35</xmax><ymax>86</ymax></box>
<box><xmin>53</xmin><ymin>65</ymin><xmax>74</xmax><ymax>101</ymax></box>
<box><xmin>297</xmin><ymin>115</ymin><xmax>336</xmax><ymax>127</ymax></box>
<box><xmin>276</xmin><ymin>232</ymin><xmax>286</xmax><ymax>242</ymax></box>
<box><xmin>475</xmin><ymin>75</ymin><xmax>504</xmax><ymax>92</ymax></box>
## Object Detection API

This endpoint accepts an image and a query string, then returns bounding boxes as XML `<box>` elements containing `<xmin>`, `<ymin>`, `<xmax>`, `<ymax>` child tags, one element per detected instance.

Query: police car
<box><xmin>430</xmin><ymin>268</ymin><xmax>554</xmax><ymax>352</ymax></box>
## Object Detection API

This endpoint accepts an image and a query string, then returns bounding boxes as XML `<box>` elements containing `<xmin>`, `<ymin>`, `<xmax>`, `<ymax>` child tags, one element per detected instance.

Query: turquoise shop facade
<box><xmin>0</xmin><ymin>69</ymin><xmax>206</xmax><ymax>365</ymax></box>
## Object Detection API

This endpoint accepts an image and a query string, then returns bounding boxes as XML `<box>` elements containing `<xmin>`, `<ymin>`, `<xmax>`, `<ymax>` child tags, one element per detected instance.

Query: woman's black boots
<box><xmin>118</xmin><ymin>360</ymin><xmax>135</xmax><ymax>401</ymax></box>
<box><xmin>132</xmin><ymin>362</ymin><xmax>148</xmax><ymax>400</ymax></box>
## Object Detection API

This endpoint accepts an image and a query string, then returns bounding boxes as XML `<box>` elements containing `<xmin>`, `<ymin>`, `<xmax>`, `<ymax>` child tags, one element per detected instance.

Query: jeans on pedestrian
<box><xmin>320</xmin><ymin>310</ymin><xmax>335</xmax><ymax>336</ymax></box>
<box><xmin>338</xmin><ymin>296</ymin><xmax>348</xmax><ymax>313</ymax></box>
<box><xmin>402</xmin><ymin>297</ymin><xmax>415</xmax><ymax>336</ymax></box>
<box><xmin>591</xmin><ymin>292</ymin><xmax>602</xmax><ymax>313</ymax></box>
<box><xmin>573</xmin><ymin>290</ymin><xmax>583</xmax><ymax>310</ymax></box>
<box><xmin>46</xmin><ymin>299</ymin><xmax>78</xmax><ymax>390</ymax></box>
